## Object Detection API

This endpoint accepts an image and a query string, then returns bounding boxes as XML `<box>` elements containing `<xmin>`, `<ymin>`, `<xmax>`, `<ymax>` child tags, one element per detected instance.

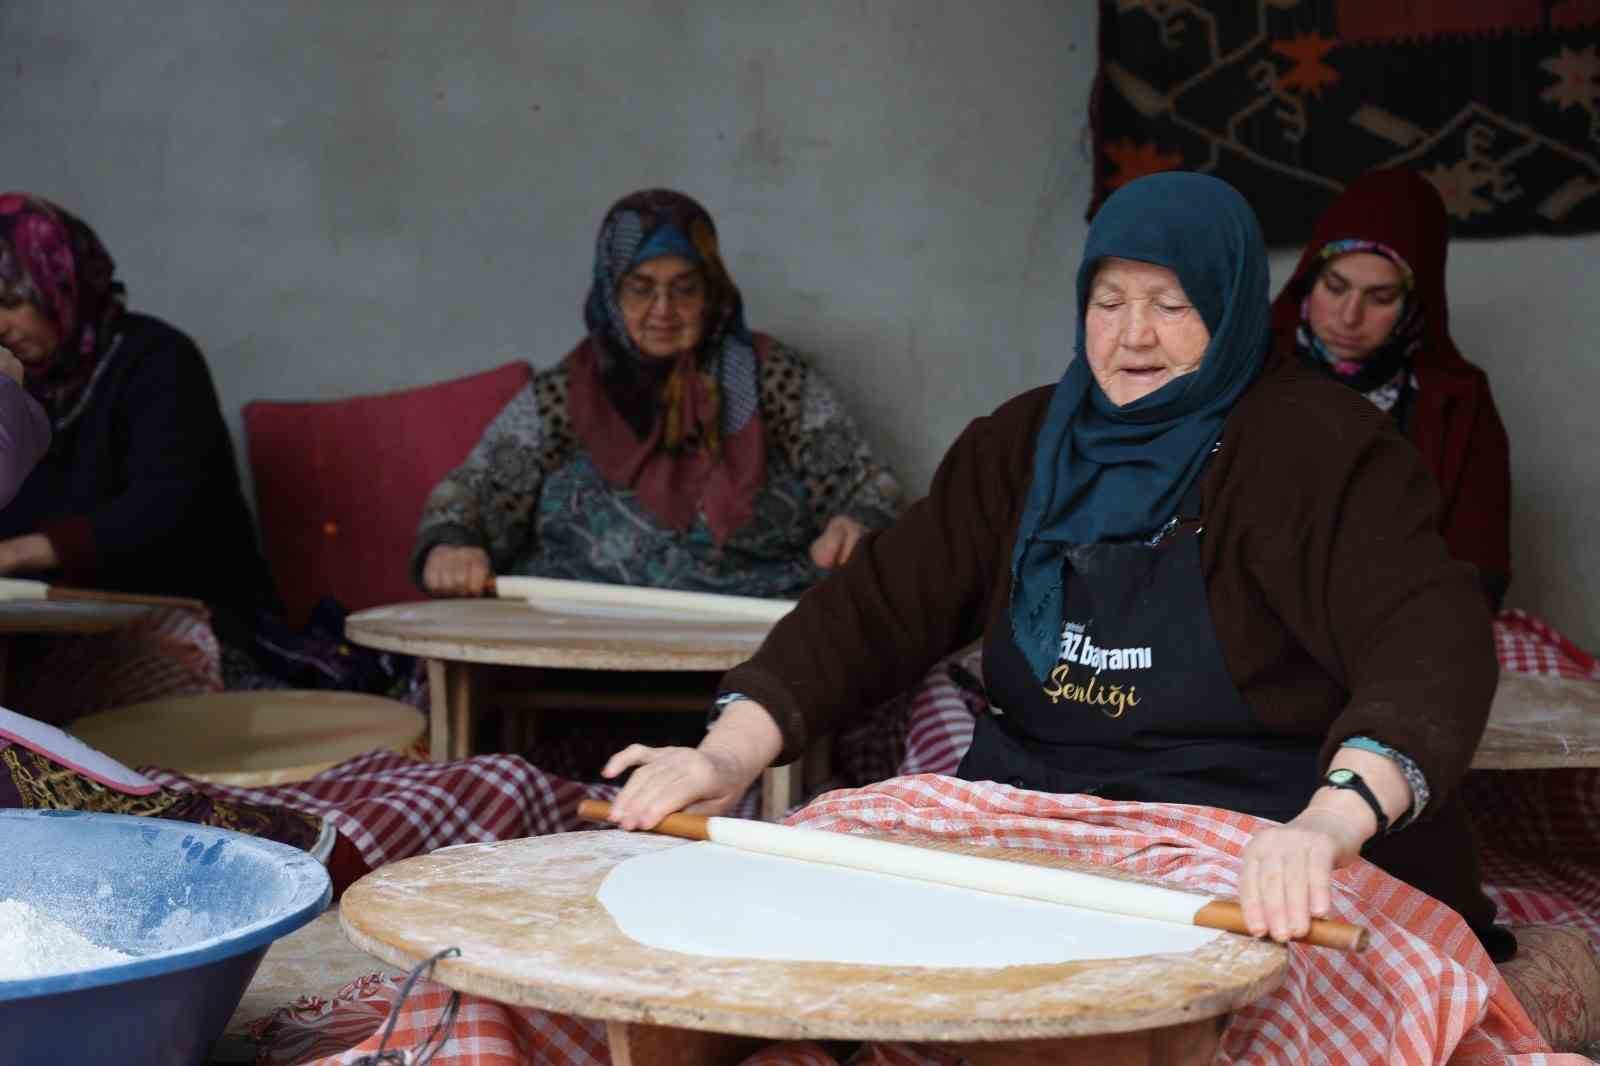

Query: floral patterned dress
<box><xmin>412</xmin><ymin>340</ymin><xmax>903</xmax><ymax>598</ymax></box>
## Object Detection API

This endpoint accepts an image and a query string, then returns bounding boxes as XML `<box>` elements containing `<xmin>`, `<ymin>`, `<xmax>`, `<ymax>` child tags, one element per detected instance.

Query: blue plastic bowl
<box><xmin>0</xmin><ymin>809</ymin><xmax>331</xmax><ymax>1066</ymax></box>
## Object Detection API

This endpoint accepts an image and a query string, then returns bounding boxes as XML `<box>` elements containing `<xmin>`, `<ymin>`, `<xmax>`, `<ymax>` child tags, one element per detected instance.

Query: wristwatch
<box><xmin>1322</xmin><ymin>767</ymin><xmax>1391</xmax><ymax>837</ymax></box>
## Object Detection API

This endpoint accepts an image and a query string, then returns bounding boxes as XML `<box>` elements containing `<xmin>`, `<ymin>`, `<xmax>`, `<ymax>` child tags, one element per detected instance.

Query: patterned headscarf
<box><xmin>566</xmin><ymin>189</ymin><xmax>766</xmax><ymax>545</ymax></box>
<box><xmin>0</xmin><ymin>194</ymin><xmax>127</xmax><ymax>427</ymax></box>
<box><xmin>1295</xmin><ymin>238</ymin><xmax>1424</xmax><ymax>409</ymax></box>
<box><xmin>1272</xmin><ymin>170</ymin><xmax>1462</xmax><ymax>425</ymax></box>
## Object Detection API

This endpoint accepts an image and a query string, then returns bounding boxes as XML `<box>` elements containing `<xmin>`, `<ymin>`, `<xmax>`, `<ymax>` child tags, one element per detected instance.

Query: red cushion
<box><xmin>245</xmin><ymin>362</ymin><xmax>531</xmax><ymax>626</ymax></box>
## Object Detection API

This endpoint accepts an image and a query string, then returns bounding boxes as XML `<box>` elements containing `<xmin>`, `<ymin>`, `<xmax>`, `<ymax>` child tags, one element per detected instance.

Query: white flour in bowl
<box><xmin>0</xmin><ymin>898</ymin><xmax>132</xmax><ymax>980</ymax></box>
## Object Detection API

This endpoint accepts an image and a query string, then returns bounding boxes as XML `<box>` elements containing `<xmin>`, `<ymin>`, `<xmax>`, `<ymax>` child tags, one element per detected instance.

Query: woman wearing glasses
<box><xmin>413</xmin><ymin>188</ymin><xmax>903</xmax><ymax>601</ymax></box>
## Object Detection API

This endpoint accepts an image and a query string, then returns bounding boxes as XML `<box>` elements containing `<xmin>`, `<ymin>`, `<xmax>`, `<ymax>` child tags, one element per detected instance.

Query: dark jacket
<box><xmin>723</xmin><ymin>360</ymin><xmax>1502</xmax><ymax>932</ymax></box>
<box><xmin>0</xmin><ymin>313</ymin><xmax>279</xmax><ymax>623</ymax></box>
<box><xmin>0</xmin><ymin>377</ymin><xmax>51</xmax><ymax>508</ymax></box>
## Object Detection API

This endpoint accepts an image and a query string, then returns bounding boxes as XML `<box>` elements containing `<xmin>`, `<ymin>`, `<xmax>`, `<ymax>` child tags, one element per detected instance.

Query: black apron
<box><xmin>957</xmin><ymin>463</ymin><xmax>1520</xmax><ymax>962</ymax></box>
<box><xmin>959</xmin><ymin>470</ymin><xmax>1322</xmax><ymax>824</ymax></box>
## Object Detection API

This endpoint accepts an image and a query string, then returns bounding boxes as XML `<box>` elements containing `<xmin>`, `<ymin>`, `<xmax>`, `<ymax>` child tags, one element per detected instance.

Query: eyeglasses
<box><xmin>618</xmin><ymin>274</ymin><xmax>706</xmax><ymax>309</ymax></box>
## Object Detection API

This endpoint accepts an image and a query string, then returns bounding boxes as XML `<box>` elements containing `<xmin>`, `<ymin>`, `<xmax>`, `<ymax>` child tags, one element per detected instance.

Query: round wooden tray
<box><xmin>345</xmin><ymin>599</ymin><xmax>773</xmax><ymax>671</ymax></box>
<box><xmin>340</xmin><ymin>830</ymin><xmax>1286</xmax><ymax>1044</ymax></box>
<box><xmin>71</xmin><ymin>691</ymin><xmax>426</xmax><ymax>786</ymax></box>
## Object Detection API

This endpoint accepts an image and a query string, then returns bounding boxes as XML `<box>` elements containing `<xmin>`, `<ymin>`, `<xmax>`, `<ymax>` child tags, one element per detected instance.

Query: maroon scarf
<box><xmin>0</xmin><ymin>194</ymin><xmax>126</xmax><ymax>426</ymax></box>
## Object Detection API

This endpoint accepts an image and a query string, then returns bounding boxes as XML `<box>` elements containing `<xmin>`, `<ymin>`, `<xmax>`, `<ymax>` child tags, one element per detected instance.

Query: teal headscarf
<box><xmin>1009</xmin><ymin>172</ymin><xmax>1270</xmax><ymax>681</ymax></box>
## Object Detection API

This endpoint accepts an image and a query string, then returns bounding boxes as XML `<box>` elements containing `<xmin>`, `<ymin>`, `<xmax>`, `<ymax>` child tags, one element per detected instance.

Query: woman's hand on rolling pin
<box><xmin>809</xmin><ymin>515</ymin><xmax>868</xmax><ymax>570</ymax></box>
<box><xmin>422</xmin><ymin>544</ymin><xmax>492</xmax><ymax>597</ymax></box>
<box><xmin>0</xmin><ymin>533</ymin><xmax>58</xmax><ymax>575</ymax></box>
<box><xmin>601</xmin><ymin>698</ymin><xmax>785</xmax><ymax>830</ymax></box>
<box><xmin>1238</xmin><ymin>808</ymin><xmax>1366</xmax><ymax>943</ymax></box>
<box><xmin>1241</xmin><ymin>747</ymin><xmax>1410</xmax><ymax>941</ymax></box>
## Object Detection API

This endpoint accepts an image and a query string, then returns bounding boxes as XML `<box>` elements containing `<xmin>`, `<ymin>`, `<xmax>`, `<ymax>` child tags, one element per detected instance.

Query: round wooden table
<box><xmin>344</xmin><ymin>600</ymin><xmax>813</xmax><ymax>816</ymax></box>
<box><xmin>70</xmin><ymin>691</ymin><xmax>427</xmax><ymax>787</ymax></box>
<box><xmin>341</xmin><ymin>830</ymin><xmax>1287</xmax><ymax>1066</ymax></box>
<box><xmin>1471</xmin><ymin>673</ymin><xmax>1600</xmax><ymax>770</ymax></box>
<box><xmin>0</xmin><ymin>600</ymin><xmax>153</xmax><ymax>633</ymax></box>
<box><xmin>0</xmin><ymin>600</ymin><xmax>156</xmax><ymax>705</ymax></box>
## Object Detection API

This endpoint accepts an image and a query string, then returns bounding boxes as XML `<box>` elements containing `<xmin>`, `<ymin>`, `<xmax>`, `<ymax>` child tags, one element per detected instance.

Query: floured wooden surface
<box><xmin>345</xmin><ymin>599</ymin><xmax>772</xmax><ymax>670</ymax></box>
<box><xmin>0</xmin><ymin>599</ymin><xmax>151</xmax><ymax>634</ymax></box>
<box><xmin>340</xmin><ymin>830</ymin><xmax>1285</xmax><ymax>1042</ymax></box>
<box><xmin>1473</xmin><ymin>673</ymin><xmax>1600</xmax><ymax>769</ymax></box>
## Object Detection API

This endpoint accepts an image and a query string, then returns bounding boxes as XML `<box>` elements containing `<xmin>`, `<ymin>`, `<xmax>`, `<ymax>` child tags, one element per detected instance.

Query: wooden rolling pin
<box><xmin>0</xmin><ymin>577</ymin><xmax>205</xmax><ymax>612</ymax></box>
<box><xmin>488</xmin><ymin>575</ymin><xmax>796</xmax><ymax>624</ymax></box>
<box><xmin>578</xmin><ymin>799</ymin><xmax>1368</xmax><ymax>952</ymax></box>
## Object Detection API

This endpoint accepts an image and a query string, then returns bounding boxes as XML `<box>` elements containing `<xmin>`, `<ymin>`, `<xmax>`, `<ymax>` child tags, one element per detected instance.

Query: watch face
<box><xmin>1327</xmin><ymin>768</ymin><xmax>1356</xmax><ymax>786</ymax></box>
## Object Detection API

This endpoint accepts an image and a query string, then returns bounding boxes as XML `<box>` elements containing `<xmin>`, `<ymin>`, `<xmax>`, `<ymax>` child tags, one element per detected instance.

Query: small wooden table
<box><xmin>1471</xmin><ymin>673</ymin><xmax>1600</xmax><ymax>770</ymax></box>
<box><xmin>70</xmin><ymin>691</ymin><xmax>427</xmax><ymax>787</ymax></box>
<box><xmin>344</xmin><ymin>600</ymin><xmax>816</xmax><ymax>816</ymax></box>
<box><xmin>340</xmin><ymin>830</ymin><xmax>1287</xmax><ymax>1066</ymax></box>
<box><xmin>0</xmin><ymin>600</ymin><xmax>154</xmax><ymax>704</ymax></box>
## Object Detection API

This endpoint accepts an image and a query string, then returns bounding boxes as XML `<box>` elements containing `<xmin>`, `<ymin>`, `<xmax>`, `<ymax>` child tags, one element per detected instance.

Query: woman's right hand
<box><xmin>422</xmin><ymin>544</ymin><xmax>493</xmax><ymax>597</ymax></box>
<box><xmin>601</xmin><ymin>698</ymin><xmax>785</xmax><ymax>830</ymax></box>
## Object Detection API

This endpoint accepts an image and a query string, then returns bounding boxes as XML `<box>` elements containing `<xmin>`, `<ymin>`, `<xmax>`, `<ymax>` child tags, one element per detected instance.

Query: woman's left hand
<box><xmin>0</xmin><ymin>534</ymin><xmax>57</xmax><ymax>576</ymax></box>
<box><xmin>809</xmin><ymin>515</ymin><xmax>869</xmax><ymax>569</ymax></box>
<box><xmin>1238</xmin><ymin>808</ymin><xmax>1368</xmax><ymax>942</ymax></box>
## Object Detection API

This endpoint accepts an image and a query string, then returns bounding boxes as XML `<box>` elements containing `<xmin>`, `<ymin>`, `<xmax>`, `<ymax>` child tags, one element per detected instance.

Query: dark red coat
<box><xmin>1269</xmin><ymin>170</ymin><xmax>1512</xmax><ymax>607</ymax></box>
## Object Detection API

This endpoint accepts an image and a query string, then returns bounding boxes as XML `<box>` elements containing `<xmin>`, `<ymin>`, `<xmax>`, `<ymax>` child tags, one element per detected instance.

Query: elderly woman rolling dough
<box><xmin>603</xmin><ymin>172</ymin><xmax>1512</xmax><ymax>962</ymax></box>
<box><xmin>413</xmin><ymin>188</ymin><xmax>903</xmax><ymax>599</ymax></box>
<box><xmin>411</xmin><ymin>187</ymin><xmax>938</xmax><ymax>788</ymax></box>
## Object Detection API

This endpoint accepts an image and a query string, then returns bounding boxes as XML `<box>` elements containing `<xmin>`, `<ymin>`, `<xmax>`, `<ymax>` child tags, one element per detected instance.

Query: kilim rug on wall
<box><xmin>1091</xmin><ymin>1</ymin><xmax>1600</xmax><ymax>243</ymax></box>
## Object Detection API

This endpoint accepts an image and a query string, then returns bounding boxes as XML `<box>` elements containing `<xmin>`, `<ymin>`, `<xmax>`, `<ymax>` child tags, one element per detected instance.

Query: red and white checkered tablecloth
<box><xmin>1494</xmin><ymin>610</ymin><xmax>1600</xmax><ymax>682</ymax></box>
<box><xmin>235</xmin><ymin>617</ymin><xmax>1600</xmax><ymax>1066</ymax></box>
<box><xmin>268</xmin><ymin>776</ymin><xmax>1582</xmax><ymax>1066</ymax></box>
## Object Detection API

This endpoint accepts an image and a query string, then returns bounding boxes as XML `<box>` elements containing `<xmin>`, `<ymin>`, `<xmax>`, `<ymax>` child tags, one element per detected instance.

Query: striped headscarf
<box><xmin>566</xmin><ymin>190</ymin><xmax>766</xmax><ymax>545</ymax></box>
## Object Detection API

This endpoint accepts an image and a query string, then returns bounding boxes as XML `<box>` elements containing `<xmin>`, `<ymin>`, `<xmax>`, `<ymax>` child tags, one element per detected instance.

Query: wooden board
<box><xmin>0</xmin><ymin>599</ymin><xmax>152</xmax><ymax>635</ymax></box>
<box><xmin>1471</xmin><ymin>673</ymin><xmax>1600</xmax><ymax>770</ymax></box>
<box><xmin>70</xmin><ymin>691</ymin><xmax>425</xmax><ymax>786</ymax></box>
<box><xmin>340</xmin><ymin>830</ymin><xmax>1286</xmax><ymax>1044</ymax></box>
<box><xmin>345</xmin><ymin>599</ymin><xmax>773</xmax><ymax>671</ymax></box>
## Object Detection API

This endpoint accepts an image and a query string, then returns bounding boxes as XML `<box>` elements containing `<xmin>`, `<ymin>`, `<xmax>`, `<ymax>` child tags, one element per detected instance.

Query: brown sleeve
<box><xmin>1228</xmin><ymin>380</ymin><xmax>1496</xmax><ymax>809</ymax></box>
<box><xmin>721</xmin><ymin>389</ymin><xmax>1049</xmax><ymax>763</ymax></box>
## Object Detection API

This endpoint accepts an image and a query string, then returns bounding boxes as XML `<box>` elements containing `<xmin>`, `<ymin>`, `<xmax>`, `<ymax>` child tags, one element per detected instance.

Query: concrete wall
<box><xmin>4</xmin><ymin>2</ymin><xmax>1596</xmax><ymax>649</ymax></box>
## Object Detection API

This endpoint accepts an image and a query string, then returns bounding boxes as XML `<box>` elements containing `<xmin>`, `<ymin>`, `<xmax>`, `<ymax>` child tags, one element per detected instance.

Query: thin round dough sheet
<box><xmin>598</xmin><ymin>841</ymin><xmax>1221</xmax><ymax>969</ymax></box>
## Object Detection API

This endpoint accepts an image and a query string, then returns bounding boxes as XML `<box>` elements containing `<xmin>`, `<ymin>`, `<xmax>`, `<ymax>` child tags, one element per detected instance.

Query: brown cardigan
<box><xmin>724</xmin><ymin>360</ymin><xmax>1503</xmax><ymax>933</ymax></box>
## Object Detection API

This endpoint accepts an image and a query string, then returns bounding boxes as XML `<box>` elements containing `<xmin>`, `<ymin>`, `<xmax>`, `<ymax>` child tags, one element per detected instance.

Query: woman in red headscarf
<box><xmin>1270</xmin><ymin>169</ymin><xmax>1512</xmax><ymax>609</ymax></box>
<box><xmin>0</xmin><ymin>193</ymin><xmax>282</xmax><ymax>720</ymax></box>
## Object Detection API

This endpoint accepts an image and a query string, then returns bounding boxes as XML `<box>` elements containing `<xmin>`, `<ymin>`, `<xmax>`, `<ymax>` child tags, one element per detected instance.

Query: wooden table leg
<box><xmin>605</xmin><ymin>1020</ymin><xmax>767</xmax><ymax>1066</ymax></box>
<box><xmin>803</xmin><ymin>732</ymin><xmax>833</xmax><ymax>794</ymax></box>
<box><xmin>759</xmin><ymin>733</ymin><xmax>833</xmax><ymax>820</ymax></box>
<box><xmin>761</xmin><ymin>761</ymin><xmax>802</xmax><ymax>821</ymax></box>
<box><xmin>948</xmin><ymin>1013</ymin><xmax>1227</xmax><ymax>1065</ymax></box>
<box><xmin>426</xmin><ymin>659</ymin><xmax>478</xmax><ymax>761</ymax></box>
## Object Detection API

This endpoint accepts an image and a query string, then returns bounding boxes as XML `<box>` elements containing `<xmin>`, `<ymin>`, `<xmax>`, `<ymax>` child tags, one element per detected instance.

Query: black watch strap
<box><xmin>1323</xmin><ymin>767</ymin><xmax>1391</xmax><ymax>837</ymax></box>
